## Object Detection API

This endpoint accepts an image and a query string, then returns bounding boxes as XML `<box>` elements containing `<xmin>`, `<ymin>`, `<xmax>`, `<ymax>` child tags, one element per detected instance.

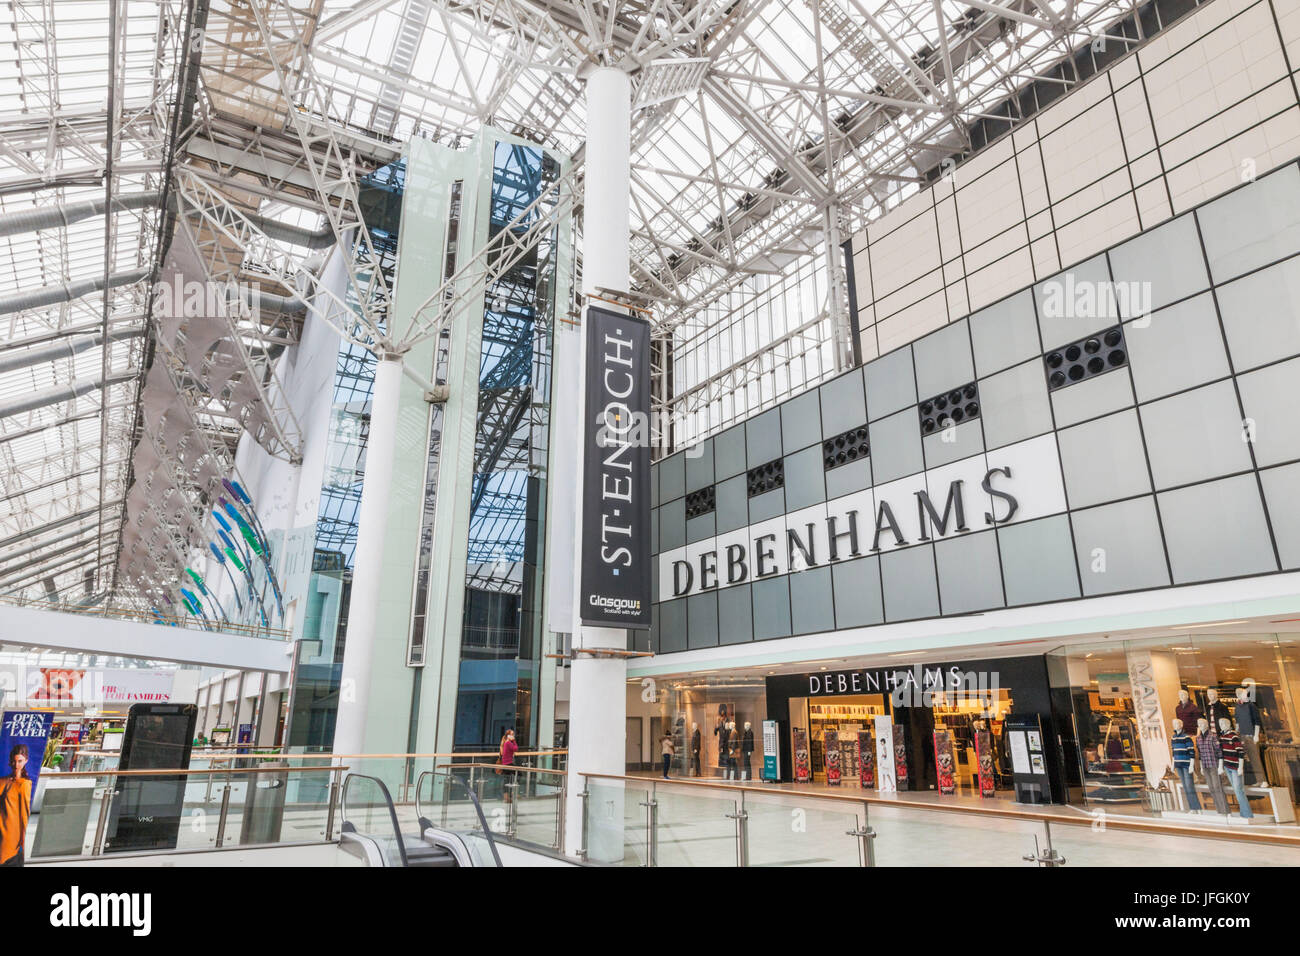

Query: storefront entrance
<box><xmin>766</xmin><ymin>655</ymin><xmax>1064</xmax><ymax>803</ymax></box>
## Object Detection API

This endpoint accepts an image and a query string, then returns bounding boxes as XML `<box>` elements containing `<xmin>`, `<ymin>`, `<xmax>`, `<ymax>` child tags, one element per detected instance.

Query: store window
<box><xmin>638</xmin><ymin>676</ymin><xmax>768</xmax><ymax>780</ymax></box>
<box><xmin>1049</xmin><ymin>634</ymin><xmax>1300</xmax><ymax>823</ymax></box>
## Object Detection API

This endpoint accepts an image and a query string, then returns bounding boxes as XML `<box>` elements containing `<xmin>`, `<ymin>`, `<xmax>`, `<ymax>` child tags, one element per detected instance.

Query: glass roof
<box><xmin>0</xmin><ymin>0</ymin><xmax>1169</xmax><ymax>605</ymax></box>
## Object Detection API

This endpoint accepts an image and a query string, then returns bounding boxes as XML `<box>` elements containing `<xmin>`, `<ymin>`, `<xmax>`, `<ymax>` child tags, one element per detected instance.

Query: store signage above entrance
<box><xmin>580</xmin><ymin>305</ymin><xmax>653</xmax><ymax>628</ymax></box>
<box><xmin>809</xmin><ymin>664</ymin><xmax>1000</xmax><ymax>707</ymax></box>
<box><xmin>669</xmin><ymin>466</ymin><xmax>1019</xmax><ymax>598</ymax></box>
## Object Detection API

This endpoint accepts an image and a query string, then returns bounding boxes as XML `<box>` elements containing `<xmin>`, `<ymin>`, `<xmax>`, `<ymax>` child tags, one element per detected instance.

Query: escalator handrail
<box><xmin>340</xmin><ymin>772</ymin><xmax>408</xmax><ymax>867</ymax></box>
<box><xmin>415</xmin><ymin>769</ymin><xmax>503</xmax><ymax>868</ymax></box>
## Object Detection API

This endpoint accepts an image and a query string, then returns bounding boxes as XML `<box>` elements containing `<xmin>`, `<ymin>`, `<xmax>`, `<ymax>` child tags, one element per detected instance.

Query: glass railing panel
<box><xmin>582</xmin><ymin>779</ymin><xmax>645</xmax><ymax>865</ymax></box>
<box><xmin>1044</xmin><ymin>816</ymin><xmax>1298</xmax><ymax>867</ymax></box>
<box><xmin>340</xmin><ymin>774</ymin><xmax>405</xmax><ymax>866</ymax></box>
<box><xmin>510</xmin><ymin>768</ymin><xmax>564</xmax><ymax>849</ymax></box>
<box><xmin>743</xmin><ymin>790</ymin><xmax>861</xmax><ymax>867</ymax></box>
<box><xmin>651</xmin><ymin>786</ymin><xmax>738</xmax><ymax>867</ymax></box>
<box><xmin>29</xmin><ymin>772</ymin><xmax>111</xmax><ymax>858</ymax></box>
<box><xmin>866</xmin><ymin>802</ymin><xmax>1047</xmax><ymax>866</ymax></box>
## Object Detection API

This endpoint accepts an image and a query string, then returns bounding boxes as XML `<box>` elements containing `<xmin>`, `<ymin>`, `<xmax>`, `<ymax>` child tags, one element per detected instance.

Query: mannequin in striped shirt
<box><xmin>1217</xmin><ymin>717</ymin><xmax>1254</xmax><ymax>819</ymax></box>
<box><xmin>1169</xmin><ymin>718</ymin><xmax>1199</xmax><ymax>812</ymax></box>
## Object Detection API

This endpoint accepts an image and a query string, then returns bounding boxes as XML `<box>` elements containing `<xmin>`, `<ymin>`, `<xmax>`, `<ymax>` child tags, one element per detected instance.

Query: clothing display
<box><xmin>1174</xmin><ymin>699</ymin><xmax>1202</xmax><ymax>734</ymax></box>
<box><xmin>1241</xmin><ymin>736</ymin><xmax>1267</xmax><ymax>785</ymax></box>
<box><xmin>1205</xmin><ymin>696</ymin><xmax>1231</xmax><ymax>730</ymax></box>
<box><xmin>742</xmin><ymin>726</ymin><xmax>755</xmax><ymax>780</ymax></box>
<box><xmin>1195</xmin><ymin>731</ymin><xmax>1222</xmax><ymax>771</ymax></box>
<box><xmin>1234</xmin><ymin>699</ymin><xmax>1262</xmax><ymax>737</ymax></box>
<box><xmin>1219</xmin><ymin>730</ymin><xmax>1244</xmax><ymax>772</ymax></box>
<box><xmin>690</xmin><ymin>728</ymin><xmax>702</xmax><ymax>776</ymax></box>
<box><xmin>1204</xmin><ymin>770</ymin><xmax>1230</xmax><ymax>815</ymax></box>
<box><xmin>1169</xmin><ymin>730</ymin><xmax>1200</xmax><ymax>809</ymax></box>
<box><xmin>1225</xmin><ymin>767</ymin><xmax>1254</xmax><ymax>818</ymax></box>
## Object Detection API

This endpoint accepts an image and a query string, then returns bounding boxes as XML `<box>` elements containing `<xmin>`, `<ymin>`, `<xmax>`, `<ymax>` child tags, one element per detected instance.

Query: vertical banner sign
<box><xmin>874</xmin><ymin>716</ymin><xmax>896</xmax><ymax>792</ymax></box>
<box><xmin>0</xmin><ymin>710</ymin><xmax>52</xmax><ymax>863</ymax></box>
<box><xmin>792</xmin><ymin>727</ymin><xmax>812</xmax><ymax>783</ymax></box>
<box><xmin>974</xmin><ymin>727</ymin><xmax>996</xmax><ymax>797</ymax></box>
<box><xmin>857</xmin><ymin>731</ymin><xmax>875</xmax><ymax>789</ymax></box>
<box><xmin>761</xmin><ymin>720</ymin><xmax>780</xmax><ymax>781</ymax></box>
<box><xmin>579</xmin><ymin>306</ymin><xmax>652</xmax><ymax>628</ymax></box>
<box><xmin>823</xmin><ymin>730</ymin><xmax>842</xmax><ymax>786</ymax></box>
<box><xmin>933</xmin><ymin>730</ymin><xmax>957</xmax><ymax>795</ymax></box>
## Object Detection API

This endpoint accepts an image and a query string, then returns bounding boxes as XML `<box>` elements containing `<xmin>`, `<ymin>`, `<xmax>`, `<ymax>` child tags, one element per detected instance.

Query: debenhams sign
<box><xmin>668</xmin><ymin>467</ymin><xmax>1019</xmax><ymax>598</ymax></box>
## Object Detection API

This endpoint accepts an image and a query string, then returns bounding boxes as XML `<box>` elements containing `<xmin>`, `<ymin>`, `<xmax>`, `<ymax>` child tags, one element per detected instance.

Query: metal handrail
<box><xmin>580</xmin><ymin>772</ymin><xmax>1300</xmax><ymax>850</ymax></box>
<box><xmin>414</xmin><ymin>769</ymin><xmax>503</xmax><ymax>867</ymax></box>
<box><xmin>340</xmin><ymin>772</ymin><xmax>408</xmax><ymax>867</ymax></box>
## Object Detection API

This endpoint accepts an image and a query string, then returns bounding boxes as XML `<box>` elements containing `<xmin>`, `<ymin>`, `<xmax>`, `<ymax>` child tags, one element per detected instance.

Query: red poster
<box><xmin>824</xmin><ymin>730</ymin><xmax>842</xmax><ymax>787</ymax></box>
<box><xmin>857</xmin><ymin>731</ymin><xmax>875</xmax><ymax>789</ymax></box>
<box><xmin>933</xmin><ymin>730</ymin><xmax>956</xmax><ymax>795</ymax></box>
<box><xmin>793</xmin><ymin>727</ymin><xmax>812</xmax><ymax>783</ymax></box>
<box><xmin>974</xmin><ymin>727</ymin><xmax>996</xmax><ymax>798</ymax></box>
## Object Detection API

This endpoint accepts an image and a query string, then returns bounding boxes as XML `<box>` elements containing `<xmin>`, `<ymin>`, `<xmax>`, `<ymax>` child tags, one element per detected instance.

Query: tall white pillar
<box><xmin>565</xmin><ymin>64</ymin><xmax>633</xmax><ymax>860</ymax></box>
<box><xmin>332</xmin><ymin>354</ymin><xmax>403</xmax><ymax>757</ymax></box>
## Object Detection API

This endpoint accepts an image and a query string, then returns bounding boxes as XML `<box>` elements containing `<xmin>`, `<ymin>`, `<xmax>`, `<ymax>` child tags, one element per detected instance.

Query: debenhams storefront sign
<box><xmin>657</xmin><ymin>432</ymin><xmax>1066</xmax><ymax>601</ymax></box>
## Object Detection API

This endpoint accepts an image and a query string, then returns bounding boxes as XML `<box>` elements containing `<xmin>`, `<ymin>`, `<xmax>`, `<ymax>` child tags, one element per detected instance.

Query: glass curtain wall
<box><xmin>452</xmin><ymin>142</ymin><xmax>559</xmax><ymax>753</ymax></box>
<box><xmin>289</xmin><ymin>161</ymin><xmax>405</xmax><ymax>750</ymax></box>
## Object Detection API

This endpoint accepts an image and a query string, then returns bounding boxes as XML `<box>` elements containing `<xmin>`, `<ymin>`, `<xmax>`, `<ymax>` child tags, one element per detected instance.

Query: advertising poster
<box><xmin>974</xmin><ymin>727</ymin><xmax>997</xmax><ymax>798</ymax></box>
<box><xmin>874</xmin><ymin>715</ymin><xmax>896</xmax><ymax>792</ymax></box>
<box><xmin>857</xmin><ymin>731</ymin><xmax>875</xmax><ymax>789</ymax></box>
<box><xmin>893</xmin><ymin>723</ymin><xmax>909</xmax><ymax>790</ymax></box>
<box><xmin>0</xmin><ymin>710</ymin><xmax>53</xmax><ymax>864</ymax></box>
<box><xmin>792</xmin><ymin>727</ymin><xmax>812</xmax><ymax>783</ymax></box>
<box><xmin>237</xmin><ymin>723</ymin><xmax>253</xmax><ymax>755</ymax></box>
<box><xmin>823</xmin><ymin>730</ymin><xmax>842</xmax><ymax>786</ymax></box>
<box><xmin>933</xmin><ymin>729</ymin><xmax>956</xmax><ymax>795</ymax></box>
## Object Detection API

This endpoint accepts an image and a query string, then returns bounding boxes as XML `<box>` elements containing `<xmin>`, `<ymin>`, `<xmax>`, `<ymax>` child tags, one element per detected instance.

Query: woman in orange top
<box><xmin>0</xmin><ymin>744</ymin><xmax>33</xmax><ymax>866</ymax></box>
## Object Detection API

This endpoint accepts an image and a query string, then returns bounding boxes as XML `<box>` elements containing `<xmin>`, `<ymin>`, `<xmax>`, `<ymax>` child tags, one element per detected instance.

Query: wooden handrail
<box><xmin>577</xmin><ymin>772</ymin><xmax>1300</xmax><ymax>849</ymax></box>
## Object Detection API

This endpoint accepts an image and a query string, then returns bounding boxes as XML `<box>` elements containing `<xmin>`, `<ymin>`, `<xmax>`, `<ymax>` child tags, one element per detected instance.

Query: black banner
<box><xmin>580</xmin><ymin>305</ymin><xmax>652</xmax><ymax>628</ymax></box>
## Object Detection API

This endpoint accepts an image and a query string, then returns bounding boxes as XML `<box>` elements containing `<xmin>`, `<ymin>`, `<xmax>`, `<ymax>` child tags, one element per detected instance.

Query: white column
<box><xmin>332</xmin><ymin>354</ymin><xmax>403</xmax><ymax>757</ymax></box>
<box><xmin>565</xmin><ymin>64</ymin><xmax>632</xmax><ymax>861</ymax></box>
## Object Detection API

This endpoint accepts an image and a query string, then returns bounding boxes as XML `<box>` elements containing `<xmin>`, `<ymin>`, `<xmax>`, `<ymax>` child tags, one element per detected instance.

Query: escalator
<box><xmin>337</xmin><ymin>771</ymin><xmax>502</xmax><ymax>867</ymax></box>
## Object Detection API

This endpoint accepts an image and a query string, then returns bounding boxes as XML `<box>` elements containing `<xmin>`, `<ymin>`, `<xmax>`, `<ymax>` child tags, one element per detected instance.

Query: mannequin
<box><xmin>1195</xmin><ymin>717</ymin><xmax>1228</xmax><ymax>814</ymax></box>
<box><xmin>1205</xmin><ymin>688</ymin><xmax>1231</xmax><ymax>730</ymax></box>
<box><xmin>690</xmin><ymin>722</ymin><xmax>702</xmax><ymax>777</ymax></box>
<box><xmin>715</xmin><ymin>709</ymin><xmax>729</xmax><ymax>776</ymax></box>
<box><xmin>1169</xmin><ymin>718</ymin><xmax>1200</xmax><ymax>812</ymax></box>
<box><xmin>1218</xmin><ymin>717</ymin><xmax>1254</xmax><ymax>819</ymax></box>
<box><xmin>1233</xmin><ymin>686</ymin><xmax>1267</xmax><ymax>784</ymax></box>
<box><xmin>1174</xmin><ymin>689</ymin><xmax>1201</xmax><ymax>738</ymax></box>
<box><xmin>742</xmin><ymin>721</ymin><xmax>755</xmax><ymax>781</ymax></box>
<box><xmin>725</xmin><ymin>721</ymin><xmax>740</xmax><ymax>780</ymax></box>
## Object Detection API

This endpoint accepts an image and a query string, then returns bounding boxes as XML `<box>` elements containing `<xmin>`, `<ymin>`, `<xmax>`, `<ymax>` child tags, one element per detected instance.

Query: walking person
<box><xmin>0</xmin><ymin>744</ymin><xmax>33</xmax><ymax>867</ymax></box>
<box><xmin>660</xmin><ymin>731</ymin><xmax>675</xmax><ymax>779</ymax></box>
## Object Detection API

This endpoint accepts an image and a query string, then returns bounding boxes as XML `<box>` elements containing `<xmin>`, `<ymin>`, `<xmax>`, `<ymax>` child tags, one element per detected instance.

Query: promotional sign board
<box><xmin>761</xmin><ymin>720</ymin><xmax>780</xmax><ymax>781</ymax></box>
<box><xmin>933</xmin><ymin>729</ymin><xmax>956</xmax><ymax>795</ymax></box>
<box><xmin>0</xmin><ymin>710</ymin><xmax>53</xmax><ymax>864</ymax></box>
<box><xmin>857</xmin><ymin>731</ymin><xmax>875</xmax><ymax>789</ymax></box>
<box><xmin>823</xmin><ymin>730</ymin><xmax>842</xmax><ymax>786</ymax></box>
<box><xmin>579</xmin><ymin>305</ymin><xmax>652</xmax><ymax>628</ymax></box>
<box><xmin>874</xmin><ymin>716</ymin><xmax>896</xmax><ymax>792</ymax></box>
<box><xmin>892</xmin><ymin>723</ymin><xmax>909</xmax><ymax>790</ymax></box>
<box><xmin>974</xmin><ymin>727</ymin><xmax>997</xmax><ymax>797</ymax></box>
<box><xmin>792</xmin><ymin>727</ymin><xmax>812</xmax><ymax>783</ymax></box>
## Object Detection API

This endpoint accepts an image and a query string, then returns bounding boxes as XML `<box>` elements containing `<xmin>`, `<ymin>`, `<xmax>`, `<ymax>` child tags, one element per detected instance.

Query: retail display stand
<box><xmin>857</xmin><ymin>731</ymin><xmax>875</xmax><ymax>789</ymax></box>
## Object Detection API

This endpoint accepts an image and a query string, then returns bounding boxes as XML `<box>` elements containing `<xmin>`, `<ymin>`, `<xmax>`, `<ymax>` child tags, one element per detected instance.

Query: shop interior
<box><xmin>1049</xmin><ymin>631</ymin><xmax>1300</xmax><ymax>825</ymax></box>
